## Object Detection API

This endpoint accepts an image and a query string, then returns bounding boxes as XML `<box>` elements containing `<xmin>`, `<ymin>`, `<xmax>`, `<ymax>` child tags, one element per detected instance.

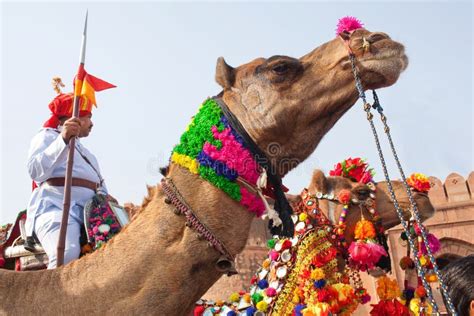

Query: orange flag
<box><xmin>74</xmin><ymin>64</ymin><xmax>116</xmax><ymax>108</ymax></box>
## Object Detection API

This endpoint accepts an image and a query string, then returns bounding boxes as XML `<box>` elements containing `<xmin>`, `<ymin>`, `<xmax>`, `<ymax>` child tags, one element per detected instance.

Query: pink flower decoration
<box><xmin>336</xmin><ymin>16</ymin><xmax>364</xmax><ymax>36</ymax></box>
<box><xmin>419</xmin><ymin>233</ymin><xmax>441</xmax><ymax>255</ymax></box>
<box><xmin>349</xmin><ymin>240</ymin><xmax>387</xmax><ymax>269</ymax></box>
<box><xmin>360</xmin><ymin>171</ymin><xmax>373</xmax><ymax>184</ymax></box>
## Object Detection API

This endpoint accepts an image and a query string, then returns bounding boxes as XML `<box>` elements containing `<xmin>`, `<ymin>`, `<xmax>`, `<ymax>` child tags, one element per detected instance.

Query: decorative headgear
<box><xmin>43</xmin><ymin>72</ymin><xmax>115</xmax><ymax>129</ymax></box>
<box><xmin>43</xmin><ymin>77</ymin><xmax>93</xmax><ymax>128</ymax></box>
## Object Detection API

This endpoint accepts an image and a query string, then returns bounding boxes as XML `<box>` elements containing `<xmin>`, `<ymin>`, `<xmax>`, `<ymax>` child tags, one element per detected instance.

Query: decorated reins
<box><xmin>338</xmin><ymin>17</ymin><xmax>457</xmax><ymax>316</ymax></box>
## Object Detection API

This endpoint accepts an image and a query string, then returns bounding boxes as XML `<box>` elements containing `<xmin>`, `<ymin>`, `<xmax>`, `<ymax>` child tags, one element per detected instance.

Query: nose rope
<box><xmin>339</xmin><ymin>33</ymin><xmax>458</xmax><ymax>316</ymax></box>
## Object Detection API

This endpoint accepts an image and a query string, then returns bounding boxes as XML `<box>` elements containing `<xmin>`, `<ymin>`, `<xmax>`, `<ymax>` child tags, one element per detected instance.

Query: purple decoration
<box><xmin>294</xmin><ymin>304</ymin><xmax>306</xmax><ymax>316</ymax></box>
<box><xmin>197</xmin><ymin>151</ymin><xmax>238</xmax><ymax>181</ymax></box>
<box><xmin>257</xmin><ymin>279</ymin><xmax>269</xmax><ymax>289</ymax></box>
<box><xmin>313</xmin><ymin>279</ymin><xmax>326</xmax><ymax>289</ymax></box>
<box><xmin>220</xmin><ymin>116</ymin><xmax>246</xmax><ymax>146</ymax></box>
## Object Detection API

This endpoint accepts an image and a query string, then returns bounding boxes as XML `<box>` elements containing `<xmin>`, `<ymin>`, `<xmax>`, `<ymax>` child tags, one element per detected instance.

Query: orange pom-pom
<box><xmin>338</xmin><ymin>189</ymin><xmax>351</xmax><ymax>204</ymax></box>
<box><xmin>354</xmin><ymin>219</ymin><xmax>376</xmax><ymax>240</ymax></box>
<box><xmin>376</xmin><ymin>276</ymin><xmax>400</xmax><ymax>301</ymax></box>
<box><xmin>415</xmin><ymin>286</ymin><xmax>427</xmax><ymax>298</ymax></box>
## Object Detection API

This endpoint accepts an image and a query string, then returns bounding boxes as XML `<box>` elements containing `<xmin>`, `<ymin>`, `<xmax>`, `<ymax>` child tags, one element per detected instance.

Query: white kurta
<box><xmin>25</xmin><ymin>127</ymin><xmax>106</xmax><ymax>267</ymax></box>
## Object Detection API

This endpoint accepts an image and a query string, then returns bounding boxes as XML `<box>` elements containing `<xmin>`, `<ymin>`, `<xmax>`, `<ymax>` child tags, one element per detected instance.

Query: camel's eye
<box><xmin>256</xmin><ymin>55</ymin><xmax>304</xmax><ymax>85</ymax></box>
<box><xmin>272</xmin><ymin>63</ymin><xmax>289</xmax><ymax>75</ymax></box>
<box><xmin>356</xmin><ymin>188</ymin><xmax>370</xmax><ymax>200</ymax></box>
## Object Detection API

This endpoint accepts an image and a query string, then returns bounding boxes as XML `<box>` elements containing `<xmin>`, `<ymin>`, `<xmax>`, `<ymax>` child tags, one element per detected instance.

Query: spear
<box><xmin>56</xmin><ymin>11</ymin><xmax>88</xmax><ymax>267</ymax></box>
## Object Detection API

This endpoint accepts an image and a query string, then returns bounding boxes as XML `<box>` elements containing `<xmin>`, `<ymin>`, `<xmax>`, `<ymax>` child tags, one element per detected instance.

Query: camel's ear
<box><xmin>215</xmin><ymin>57</ymin><xmax>235</xmax><ymax>89</ymax></box>
<box><xmin>285</xmin><ymin>193</ymin><xmax>302</xmax><ymax>207</ymax></box>
<box><xmin>308</xmin><ymin>169</ymin><xmax>328</xmax><ymax>194</ymax></box>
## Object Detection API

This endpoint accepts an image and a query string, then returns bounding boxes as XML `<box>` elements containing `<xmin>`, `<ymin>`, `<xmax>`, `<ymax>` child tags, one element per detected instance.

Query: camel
<box><xmin>302</xmin><ymin>169</ymin><xmax>434</xmax><ymax>246</ymax></box>
<box><xmin>0</xmin><ymin>26</ymin><xmax>408</xmax><ymax>315</ymax></box>
<box><xmin>200</xmin><ymin>169</ymin><xmax>435</xmax><ymax>314</ymax></box>
<box><xmin>267</xmin><ymin>171</ymin><xmax>434</xmax><ymax>315</ymax></box>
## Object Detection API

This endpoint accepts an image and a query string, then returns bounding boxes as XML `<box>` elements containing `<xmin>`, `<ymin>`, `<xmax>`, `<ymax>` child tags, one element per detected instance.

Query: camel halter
<box><xmin>161</xmin><ymin>177</ymin><xmax>238</xmax><ymax>276</ymax></box>
<box><xmin>340</xmin><ymin>33</ymin><xmax>457</xmax><ymax>316</ymax></box>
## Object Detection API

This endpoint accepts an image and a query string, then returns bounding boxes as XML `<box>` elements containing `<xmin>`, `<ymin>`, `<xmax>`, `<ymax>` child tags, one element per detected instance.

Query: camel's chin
<box><xmin>360</xmin><ymin>54</ymin><xmax>408</xmax><ymax>90</ymax></box>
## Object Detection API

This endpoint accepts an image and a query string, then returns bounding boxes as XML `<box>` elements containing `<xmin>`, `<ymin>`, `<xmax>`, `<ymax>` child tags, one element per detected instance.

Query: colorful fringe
<box><xmin>172</xmin><ymin>98</ymin><xmax>265</xmax><ymax>216</ymax></box>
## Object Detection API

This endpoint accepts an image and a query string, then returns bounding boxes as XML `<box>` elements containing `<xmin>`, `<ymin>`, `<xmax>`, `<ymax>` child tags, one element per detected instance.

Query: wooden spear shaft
<box><xmin>56</xmin><ymin>11</ymin><xmax>88</xmax><ymax>267</ymax></box>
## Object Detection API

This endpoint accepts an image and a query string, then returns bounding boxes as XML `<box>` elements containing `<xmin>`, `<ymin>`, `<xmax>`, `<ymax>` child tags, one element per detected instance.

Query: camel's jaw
<box><xmin>357</xmin><ymin>43</ymin><xmax>408</xmax><ymax>89</ymax></box>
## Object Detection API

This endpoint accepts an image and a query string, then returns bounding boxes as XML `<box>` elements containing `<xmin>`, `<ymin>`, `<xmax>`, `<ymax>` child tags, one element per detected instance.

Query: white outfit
<box><xmin>25</xmin><ymin>127</ymin><xmax>106</xmax><ymax>268</ymax></box>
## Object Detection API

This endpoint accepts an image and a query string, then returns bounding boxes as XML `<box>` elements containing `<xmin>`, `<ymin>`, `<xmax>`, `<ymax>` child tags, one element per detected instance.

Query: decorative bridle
<box><xmin>299</xmin><ymin>180</ymin><xmax>391</xmax><ymax>273</ymax></box>
<box><xmin>339</xmin><ymin>22</ymin><xmax>457</xmax><ymax>315</ymax></box>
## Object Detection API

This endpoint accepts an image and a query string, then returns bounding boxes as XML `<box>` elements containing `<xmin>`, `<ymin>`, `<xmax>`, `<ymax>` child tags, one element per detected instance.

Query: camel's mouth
<box><xmin>357</xmin><ymin>42</ymin><xmax>408</xmax><ymax>88</ymax></box>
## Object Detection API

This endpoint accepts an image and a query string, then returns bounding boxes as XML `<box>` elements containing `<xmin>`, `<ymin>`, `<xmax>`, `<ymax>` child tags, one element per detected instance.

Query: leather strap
<box><xmin>44</xmin><ymin>177</ymin><xmax>98</xmax><ymax>191</ymax></box>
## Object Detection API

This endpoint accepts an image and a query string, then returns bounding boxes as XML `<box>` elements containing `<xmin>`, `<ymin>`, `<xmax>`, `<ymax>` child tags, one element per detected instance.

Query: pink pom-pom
<box><xmin>269</xmin><ymin>250</ymin><xmax>279</xmax><ymax>261</ymax></box>
<box><xmin>266</xmin><ymin>287</ymin><xmax>277</xmax><ymax>297</ymax></box>
<box><xmin>419</xmin><ymin>233</ymin><xmax>441</xmax><ymax>255</ymax></box>
<box><xmin>349</xmin><ymin>241</ymin><xmax>387</xmax><ymax>269</ymax></box>
<box><xmin>336</xmin><ymin>16</ymin><xmax>364</xmax><ymax>35</ymax></box>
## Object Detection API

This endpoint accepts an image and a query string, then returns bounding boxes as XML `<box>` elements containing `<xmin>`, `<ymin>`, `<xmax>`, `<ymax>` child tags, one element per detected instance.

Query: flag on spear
<box><xmin>74</xmin><ymin>64</ymin><xmax>116</xmax><ymax>109</ymax></box>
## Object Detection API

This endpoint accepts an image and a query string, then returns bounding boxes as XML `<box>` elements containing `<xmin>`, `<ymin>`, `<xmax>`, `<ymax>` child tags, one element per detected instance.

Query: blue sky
<box><xmin>1</xmin><ymin>1</ymin><xmax>472</xmax><ymax>224</ymax></box>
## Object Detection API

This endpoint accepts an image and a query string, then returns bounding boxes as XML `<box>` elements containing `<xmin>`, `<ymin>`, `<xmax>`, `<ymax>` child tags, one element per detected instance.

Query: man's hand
<box><xmin>61</xmin><ymin>117</ymin><xmax>82</xmax><ymax>143</ymax></box>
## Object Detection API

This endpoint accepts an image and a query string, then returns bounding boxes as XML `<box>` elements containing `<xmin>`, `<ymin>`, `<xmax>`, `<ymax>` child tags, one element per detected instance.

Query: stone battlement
<box><xmin>428</xmin><ymin>172</ymin><xmax>474</xmax><ymax>208</ymax></box>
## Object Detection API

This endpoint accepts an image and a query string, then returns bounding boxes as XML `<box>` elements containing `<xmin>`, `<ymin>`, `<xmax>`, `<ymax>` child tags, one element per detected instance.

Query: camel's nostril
<box><xmin>367</xmin><ymin>32</ymin><xmax>390</xmax><ymax>44</ymax></box>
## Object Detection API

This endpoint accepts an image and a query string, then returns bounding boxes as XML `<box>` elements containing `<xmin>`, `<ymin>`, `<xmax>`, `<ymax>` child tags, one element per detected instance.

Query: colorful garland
<box><xmin>194</xmin><ymin>185</ymin><xmax>370</xmax><ymax>316</ymax></box>
<box><xmin>172</xmin><ymin>98</ymin><xmax>265</xmax><ymax>216</ymax></box>
<box><xmin>329</xmin><ymin>157</ymin><xmax>375</xmax><ymax>184</ymax></box>
<box><xmin>406</xmin><ymin>173</ymin><xmax>431</xmax><ymax>193</ymax></box>
<box><xmin>370</xmin><ymin>276</ymin><xmax>409</xmax><ymax>316</ymax></box>
<box><xmin>329</xmin><ymin>157</ymin><xmax>389</xmax><ymax>272</ymax></box>
<box><xmin>86</xmin><ymin>195</ymin><xmax>122</xmax><ymax>250</ymax></box>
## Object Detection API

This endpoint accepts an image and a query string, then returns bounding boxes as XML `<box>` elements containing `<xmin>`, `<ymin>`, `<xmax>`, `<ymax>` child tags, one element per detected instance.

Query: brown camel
<box><xmin>0</xmin><ymin>28</ymin><xmax>407</xmax><ymax>315</ymax></box>
<box><xmin>302</xmin><ymin>169</ymin><xmax>434</xmax><ymax>246</ymax></box>
<box><xmin>203</xmin><ymin>169</ymin><xmax>434</xmax><ymax>302</ymax></box>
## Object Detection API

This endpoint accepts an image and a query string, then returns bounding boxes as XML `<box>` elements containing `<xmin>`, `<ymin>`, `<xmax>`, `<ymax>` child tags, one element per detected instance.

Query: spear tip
<box><xmin>83</xmin><ymin>10</ymin><xmax>88</xmax><ymax>36</ymax></box>
<box><xmin>79</xmin><ymin>10</ymin><xmax>88</xmax><ymax>64</ymax></box>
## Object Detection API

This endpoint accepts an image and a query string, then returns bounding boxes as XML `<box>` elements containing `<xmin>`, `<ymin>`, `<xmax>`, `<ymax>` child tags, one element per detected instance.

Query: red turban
<box><xmin>43</xmin><ymin>93</ymin><xmax>92</xmax><ymax>129</ymax></box>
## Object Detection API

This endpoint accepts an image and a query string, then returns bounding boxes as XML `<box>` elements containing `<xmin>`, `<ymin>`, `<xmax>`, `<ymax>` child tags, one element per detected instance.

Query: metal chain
<box><xmin>348</xmin><ymin>53</ymin><xmax>442</xmax><ymax>314</ymax></box>
<box><xmin>371</xmin><ymin>90</ymin><xmax>458</xmax><ymax>315</ymax></box>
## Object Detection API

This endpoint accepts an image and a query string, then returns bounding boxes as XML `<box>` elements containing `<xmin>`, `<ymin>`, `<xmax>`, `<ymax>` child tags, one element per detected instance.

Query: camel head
<box><xmin>305</xmin><ymin>169</ymin><xmax>434</xmax><ymax>245</ymax></box>
<box><xmin>216</xmin><ymin>28</ymin><xmax>407</xmax><ymax>176</ymax></box>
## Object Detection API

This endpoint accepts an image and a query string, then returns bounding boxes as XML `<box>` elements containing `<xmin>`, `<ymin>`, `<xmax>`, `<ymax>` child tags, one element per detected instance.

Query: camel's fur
<box><xmin>0</xmin><ymin>28</ymin><xmax>408</xmax><ymax>315</ymax></box>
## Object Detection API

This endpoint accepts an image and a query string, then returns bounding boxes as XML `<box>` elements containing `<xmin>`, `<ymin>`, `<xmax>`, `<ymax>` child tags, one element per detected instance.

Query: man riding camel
<box><xmin>24</xmin><ymin>77</ymin><xmax>113</xmax><ymax>268</ymax></box>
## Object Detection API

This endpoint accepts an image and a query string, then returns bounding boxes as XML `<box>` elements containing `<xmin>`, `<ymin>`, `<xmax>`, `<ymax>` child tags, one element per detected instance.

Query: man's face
<box><xmin>78</xmin><ymin>114</ymin><xmax>93</xmax><ymax>137</ymax></box>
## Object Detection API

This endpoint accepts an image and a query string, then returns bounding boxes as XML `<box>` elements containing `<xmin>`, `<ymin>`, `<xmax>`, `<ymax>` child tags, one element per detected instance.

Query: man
<box><xmin>24</xmin><ymin>78</ymin><xmax>108</xmax><ymax>269</ymax></box>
